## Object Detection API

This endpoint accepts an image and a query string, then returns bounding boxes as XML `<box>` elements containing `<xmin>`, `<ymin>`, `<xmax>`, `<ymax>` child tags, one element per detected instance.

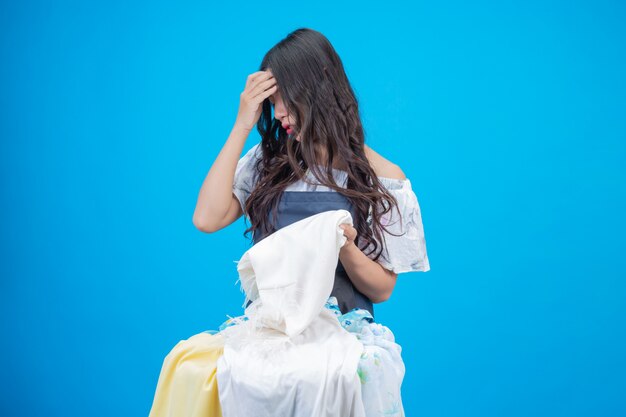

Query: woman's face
<box><xmin>268</xmin><ymin>82</ymin><xmax>301</xmax><ymax>142</ymax></box>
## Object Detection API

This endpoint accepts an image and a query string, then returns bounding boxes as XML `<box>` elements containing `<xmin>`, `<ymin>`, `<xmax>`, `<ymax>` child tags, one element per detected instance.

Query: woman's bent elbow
<box><xmin>192</xmin><ymin>215</ymin><xmax>218</xmax><ymax>233</ymax></box>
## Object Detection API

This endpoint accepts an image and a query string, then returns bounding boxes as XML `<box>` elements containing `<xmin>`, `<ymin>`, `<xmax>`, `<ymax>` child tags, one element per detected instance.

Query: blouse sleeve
<box><xmin>232</xmin><ymin>143</ymin><xmax>262</xmax><ymax>214</ymax></box>
<box><xmin>366</xmin><ymin>178</ymin><xmax>431</xmax><ymax>274</ymax></box>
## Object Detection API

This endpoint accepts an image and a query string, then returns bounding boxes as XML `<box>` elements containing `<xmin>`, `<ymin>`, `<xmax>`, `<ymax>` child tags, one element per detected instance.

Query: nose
<box><xmin>274</xmin><ymin>107</ymin><xmax>287</xmax><ymax>120</ymax></box>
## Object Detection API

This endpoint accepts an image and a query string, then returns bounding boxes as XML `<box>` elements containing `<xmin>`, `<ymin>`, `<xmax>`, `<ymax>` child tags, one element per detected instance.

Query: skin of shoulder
<box><xmin>364</xmin><ymin>145</ymin><xmax>407</xmax><ymax>180</ymax></box>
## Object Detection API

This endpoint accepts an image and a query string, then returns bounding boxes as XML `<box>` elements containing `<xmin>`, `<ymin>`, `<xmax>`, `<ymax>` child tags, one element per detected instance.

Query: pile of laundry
<box><xmin>149</xmin><ymin>210</ymin><xmax>406</xmax><ymax>417</ymax></box>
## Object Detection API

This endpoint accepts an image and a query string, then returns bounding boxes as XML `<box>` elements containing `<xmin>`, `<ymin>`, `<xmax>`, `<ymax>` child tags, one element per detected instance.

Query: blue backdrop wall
<box><xmin>1</xmin><ymin>1</ymin><xmax>625</xmax><ymax>416</ymax></box>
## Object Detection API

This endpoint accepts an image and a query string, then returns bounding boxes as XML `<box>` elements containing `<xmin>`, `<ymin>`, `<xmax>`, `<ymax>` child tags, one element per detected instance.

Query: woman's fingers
<box><xmin>247</xmin><ymin>71</ymin><xmax>273</xmax><ymax>91</ymax></box>
<box><xmin>245</xmin><ymin>71</ymin><xmax>268</xmax><ymax>89</ymax></box>
<box><xmin>339</xmin><ymin>224</ymin><xmax>358</xmax><ymax>242</ymax></box>
<box><xmin>249</xmin><ymin>76</ymin><xmax>277</xmax><ymax>101</ymax></box>
<box><xmin>243</xmin><ymin>72</ymin><xmax>276</xmax><ymax>103</ymax></box>
<box><xmin>253</xmin><ymin>84</ymin><xmax>277</xmax><ymax>102</ymax></box>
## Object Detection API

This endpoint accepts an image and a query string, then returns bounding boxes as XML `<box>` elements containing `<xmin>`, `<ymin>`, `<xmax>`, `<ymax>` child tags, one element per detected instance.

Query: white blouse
<box><xmin>232</xmin><ymin>143</ymin><xmax>430</xmax><ymax>274</ymax></box>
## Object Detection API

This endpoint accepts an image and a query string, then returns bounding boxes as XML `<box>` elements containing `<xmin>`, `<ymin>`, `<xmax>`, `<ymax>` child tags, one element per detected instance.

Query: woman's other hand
<box><xmin>339</xmin><ymin>224</ymin><xmax>358</xmax><ymax>248</ymax></box>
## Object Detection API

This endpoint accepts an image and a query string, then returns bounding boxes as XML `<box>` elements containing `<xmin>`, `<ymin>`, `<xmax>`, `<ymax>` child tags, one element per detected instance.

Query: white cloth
<box><xmin>232</xmin><ymin>143</ymin><xmax>430</xmax><ymax>274</ymax></box>
<box><xmin>216</xmin><ymin>209</ymin><xmax>367</xmax><ymax>417</ymax></box>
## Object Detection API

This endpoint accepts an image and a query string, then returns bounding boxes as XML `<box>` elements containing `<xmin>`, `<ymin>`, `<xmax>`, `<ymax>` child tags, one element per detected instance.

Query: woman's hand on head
<box><xmin>234</xmin><ymin>70</ymin><xmax>278</xmax><ymax>133</ymax></box>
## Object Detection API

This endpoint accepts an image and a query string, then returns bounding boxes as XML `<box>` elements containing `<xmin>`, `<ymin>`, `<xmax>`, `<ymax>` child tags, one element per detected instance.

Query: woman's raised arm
<box><xmin>192</xmin><ymin>70</ymin><xmax>277</xmax><ymax>233</ymax></box>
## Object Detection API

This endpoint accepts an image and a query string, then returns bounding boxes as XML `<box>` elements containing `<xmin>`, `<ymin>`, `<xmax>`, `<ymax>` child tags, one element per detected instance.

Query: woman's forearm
<box><xmin>192</xmin><ymin>123</ymin><xmax>251</xmax><ymax>231</ymax></box>
<box><xmin>338</xmin><ymin>241</ymin><xmax>398</xmax><ymax>303</ymax></box>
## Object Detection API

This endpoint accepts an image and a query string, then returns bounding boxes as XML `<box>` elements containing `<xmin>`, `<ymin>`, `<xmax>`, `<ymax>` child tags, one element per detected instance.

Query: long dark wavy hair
<box><xmin>242</xmin><ymin>28</ymin><xmax>403</xmax><ymax>263</ymax></box>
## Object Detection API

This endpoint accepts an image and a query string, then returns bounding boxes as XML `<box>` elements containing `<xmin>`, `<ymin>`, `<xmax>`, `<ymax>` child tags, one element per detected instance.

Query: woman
<box><xmin>149</xmin><ymin>28</ymin><xmax>430</xmax><ymax>417</ymax></box>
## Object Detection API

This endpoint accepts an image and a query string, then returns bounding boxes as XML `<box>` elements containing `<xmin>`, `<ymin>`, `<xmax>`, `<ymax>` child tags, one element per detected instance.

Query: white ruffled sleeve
<box><xmin>232</xmin><ymin>143</ymin><xmax>262</xmax><ymax>214</ymax></box>
<box><xmin>367</xmin><ymin>177</ymin><xmax>431</xmax><ymax>274</ymax></box>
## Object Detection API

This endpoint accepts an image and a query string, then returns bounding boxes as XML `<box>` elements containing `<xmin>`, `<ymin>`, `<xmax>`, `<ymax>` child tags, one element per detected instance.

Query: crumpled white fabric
<box><xmin>216</xmin><ymin>209</ymin><xmax>367</xmax><ymax>417</ymax></box>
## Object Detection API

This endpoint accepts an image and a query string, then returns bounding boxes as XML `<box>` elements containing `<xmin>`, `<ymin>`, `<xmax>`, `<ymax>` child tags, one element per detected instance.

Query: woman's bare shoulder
<box><xmin>364</xmin><ymin>145</ymin><xmax>407</xmax><ymax>180</ymax></box>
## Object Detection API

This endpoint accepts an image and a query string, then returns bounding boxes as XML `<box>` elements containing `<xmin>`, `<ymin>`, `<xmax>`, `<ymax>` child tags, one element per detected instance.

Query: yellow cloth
<box><xmin>148</xmin><ymin>332</ymin><xmax>225</xmax><ymax>417</ymax></box>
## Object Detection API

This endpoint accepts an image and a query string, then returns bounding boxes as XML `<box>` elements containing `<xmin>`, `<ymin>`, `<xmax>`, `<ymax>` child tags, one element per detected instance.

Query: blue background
<box><xmin>2</xmin><ymin>1</ymin><xmax>625</xmax><ymax>416</ymax></box>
